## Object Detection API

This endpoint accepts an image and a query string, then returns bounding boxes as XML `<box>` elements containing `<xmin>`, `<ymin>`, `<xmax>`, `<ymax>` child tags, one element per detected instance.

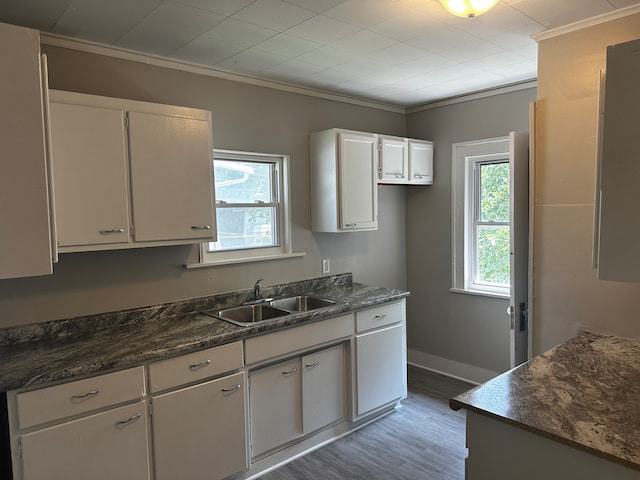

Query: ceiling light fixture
<box><xmin>439</xmin><ymin>0</ymin><xmax>499</xmax><ymax>18</ymax></box>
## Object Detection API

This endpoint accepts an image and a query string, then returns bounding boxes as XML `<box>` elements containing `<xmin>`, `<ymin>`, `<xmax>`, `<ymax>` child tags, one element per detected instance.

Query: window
<box><xmin>199</xmin><ymin>149</ymin><xmax>298</xmax><ymax>265</ymax></box>
<box><xmin>452</xmin><ymin>137</ymin><xmax>511</xmax><ymax>297</ymax></box>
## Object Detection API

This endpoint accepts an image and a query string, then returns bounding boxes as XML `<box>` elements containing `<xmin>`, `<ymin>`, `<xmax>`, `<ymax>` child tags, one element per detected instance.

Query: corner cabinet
<box><xmin>378</xmin><ymin>136</ymin><xmax>433</xmax><ymax>185</ymax></box>
<box><xmin>48</xmin><ymin>90</ymin><xmax>216</xmax><ymax>252</ymax></box>
<box><xmin>0</xmin><ymin>22</ymin><xmax>54</xmax><ymax>279</ymax></box>
<box><xmin>310</xmin><ymin>129</ymin><xmax>378</xmax><ymax>232</ymax></box>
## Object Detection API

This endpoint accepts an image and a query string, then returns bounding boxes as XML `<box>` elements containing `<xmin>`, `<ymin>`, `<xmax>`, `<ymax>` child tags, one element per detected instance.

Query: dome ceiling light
<box><xmin>439</xmin><ymin>0</ymin><xmax>499</xmax><ymax>18</ymax></box>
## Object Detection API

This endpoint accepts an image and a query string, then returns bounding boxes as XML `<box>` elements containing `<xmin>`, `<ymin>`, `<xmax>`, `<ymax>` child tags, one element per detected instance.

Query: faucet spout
<box><xmin>253</xmin><ymin>278</ymin><xmax>264</xmax><ymax>301</ymax></box>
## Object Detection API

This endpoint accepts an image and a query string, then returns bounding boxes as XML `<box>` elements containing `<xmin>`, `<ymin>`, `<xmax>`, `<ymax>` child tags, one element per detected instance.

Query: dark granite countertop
<box><xmin>0</xmin><ymin>273</ymin><xmax>408</xmax><ymax>392</ymax></box>
<box><xmin>450</xmin><ymin>332</ymin><xmax>640</xmax><ymax>471</ymax></box>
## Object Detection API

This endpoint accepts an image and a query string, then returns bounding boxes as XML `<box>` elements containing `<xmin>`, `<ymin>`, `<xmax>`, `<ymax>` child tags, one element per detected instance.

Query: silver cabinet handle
<box><xmin>282</xmin><ymin>367</ymin><xmax>298</xmax><ymax>376</ymax></box>
<box><xmin>394</xmin><ymin>173</ymin><xmax>404</xmax><ymax>178</ymax></box>
<box><xmin>222</xmin><ymin>384</ymin><xmax>241</xmax><ymax>393</ymax></box>
<box><xmin>189</xmin><ymin>359</ymin><xmax>212</xmax><ymax>370</ymax></box>
<box><xmin>374</xmin><ymin>314</ymin><xmax>387</xmax><ymax>320</ymax></box>
<box><xmin>191</xmin><ymin>225</ymin><xmax>211</xmax><ymax>230</ymax></box>
<box><xmin>99</xmin><ymin>228</ymin><xmax>124</xmax><ymax>235</ymax></box>
<box><xmin>305</xmin><ymin>361</ymin><xmax>320</xmax><ymax>368</ymax></box>
<box><xmin>345</xmin><ymin>223</ymin><xmax>357</xmax><ymax>227</ymax></box>
<box><xmin>116</xmin><ymin>413</ymin><xmax>142</xmax><ymax>426</ymax></box>
<box><xmin>71</xmin><ymin>389</ymin><xmax>100</xmax><ymax>400</ymax></box>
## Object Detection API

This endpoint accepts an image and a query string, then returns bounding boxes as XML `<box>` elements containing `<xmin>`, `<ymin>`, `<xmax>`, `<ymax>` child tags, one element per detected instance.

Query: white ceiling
<box><xmin>1</xmin><ymin>0</ymin><xmax>638</xmax><ymax>107</ymax></box>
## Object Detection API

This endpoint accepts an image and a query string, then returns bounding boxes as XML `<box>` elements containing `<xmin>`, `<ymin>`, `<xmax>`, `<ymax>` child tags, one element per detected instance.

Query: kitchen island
<box><xmin>451</xmin><ymin>332</ymin><xmax>640</xmax><ymax>479</ymax></box>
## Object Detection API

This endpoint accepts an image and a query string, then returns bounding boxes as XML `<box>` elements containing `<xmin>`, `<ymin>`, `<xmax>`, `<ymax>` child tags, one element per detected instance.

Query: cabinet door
<box><xmin>250</xmin><ymin>358</ymin><xmax>302</xmax><ymax>457</ymax></box>
<box><xmin>0</xmin><ymin>23</ymin><xmax>52</xmax><ymax>279</ymax></box>
<box><xmin>127</xmin><ymin>111</ymin><xmax>215</xmax><ymax>242</ymax></box>
<box><xmin>338</xmin><ymin>131</ymin><xmax>378</xmax><ymax>230</ymax></box>
<box><xmin>408</xmin><ymin>140</ymin><xmax>433</xmax><ymax>185</ymax></box>
<box><xmin>20</xmin><ymin>401</ymin><xmax>149</xmax><ymax>480</ymax></box>
<box><xmin>49</xmin><ymin>102</ymin><xmax>130</xmax><ymax>247</ymax></box>
<box><xmin>355</xmin><ymin>324</ymin><xmax>404</xmax><ymax>417</ymax></box>
<box><xmin>379</xmin><ymin>136</ymin><xmax>408</xmax><ymax>183</ymax></box>
<box><xmin>302</xmin><ymin>344</ymin><xmax>345</xmax><ymax>434</ymax></box>
<box><xmin>152</xmin><ymin>372</ymin><xmax>248</xmax><ymax>480</ymax></box>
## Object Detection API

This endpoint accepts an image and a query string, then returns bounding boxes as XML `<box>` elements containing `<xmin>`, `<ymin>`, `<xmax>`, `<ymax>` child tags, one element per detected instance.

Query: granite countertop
<box><xmin>0</xmin><ymin>273</ymin><xmax>408</xmax><ymax>392</ymax></box>
<box><xmin>450</xmin><ymin>332</ymin><xmax>640</xmax><ymax>471</ymax></box>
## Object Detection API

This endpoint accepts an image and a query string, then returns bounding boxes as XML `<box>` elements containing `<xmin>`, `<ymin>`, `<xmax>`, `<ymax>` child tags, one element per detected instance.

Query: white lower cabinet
<box><xmin>20</xmin><ymin>402</ymin><xmax>150</xmax><ymax>480</ymax></box>
<box><xmin>250</xmin><ymin>343</ymin><xmax>345</xmax><ymax>458</ymax></box>
<box><xmin>354</xmin><ymin>301</ymin><xmax>407</xmax><ymax>418</ymax></box>
<box><xmin>151</xmin><ymin>371</ymin><xmax>248</xmax><ymax>480</ymax></box>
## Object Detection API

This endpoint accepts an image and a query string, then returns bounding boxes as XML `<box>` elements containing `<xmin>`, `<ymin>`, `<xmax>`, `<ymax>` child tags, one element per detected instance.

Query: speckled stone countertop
<box><xmin>450</xmin><ymin>332</ymin><xmax>640</xmax><ymax>471</ymax></box>
<box><xmin>0</xmin><ymin>273</ymin><xmax>408</xmax><ymax>392</ymax></box>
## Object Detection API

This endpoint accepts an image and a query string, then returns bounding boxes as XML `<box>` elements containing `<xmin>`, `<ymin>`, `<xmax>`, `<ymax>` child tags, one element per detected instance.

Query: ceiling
<box><xmin>0</xmin><ymin>0</ymin><xmax>638</xmax><ymax>107</ymax></box>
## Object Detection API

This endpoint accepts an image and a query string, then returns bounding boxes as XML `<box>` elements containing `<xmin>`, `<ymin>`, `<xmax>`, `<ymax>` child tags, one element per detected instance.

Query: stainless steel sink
<box><xmin>269</xmin><ymin>295</ymin><xmax>336</xmax><ymax>312</ymax></box>
<box><xmin>202</xmin><ymin>304</ymin><xmax>290</xmax><ymax>326</ymax></box>
<box><xmin>202</xmin><ymin>295</ymin><xmax>337</xmax><ymax>327</ymax></box>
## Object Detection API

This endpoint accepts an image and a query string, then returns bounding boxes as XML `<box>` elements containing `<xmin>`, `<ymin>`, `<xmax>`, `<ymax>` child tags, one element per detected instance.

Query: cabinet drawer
<box><xmin>148</xmin><ymin>341</ymin><xmax>243</xmax><ymax>393</ymax></box>
<box><xmin>16</xmin><ymin>366</ymin><xmax>145</xmax><ymax>429</ymax></box>
<box><xmin>355</xmin><ymin>301</ymin><xmax>404</xmax><ymax>333</ymax></box>
<box><xmin>245</xmin><ymin>314</ymin><xmax>354</xmax><ymax>365</ymax></box>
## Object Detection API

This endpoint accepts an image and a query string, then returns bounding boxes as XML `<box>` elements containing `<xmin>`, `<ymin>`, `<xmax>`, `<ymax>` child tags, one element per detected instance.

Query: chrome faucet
<box><xmin>253</xmin><ymin>279</ymin><xmax>264</xmax><ymax>301</ymax></box>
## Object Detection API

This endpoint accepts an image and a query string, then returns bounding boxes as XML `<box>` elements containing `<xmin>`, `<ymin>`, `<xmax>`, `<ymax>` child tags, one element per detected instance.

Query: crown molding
<box><xmin>39</xmin><ymin>32</ymin><xmax>406</xmax><ymax>114</ymax></box>
<box><xmin>531</xmin><ymin>4</ymin><xmax>640</xmax><ymax>42</ymax></box>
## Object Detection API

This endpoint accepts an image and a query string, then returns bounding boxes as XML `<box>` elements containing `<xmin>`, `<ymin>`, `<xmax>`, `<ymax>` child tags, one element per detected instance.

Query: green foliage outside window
<box><xmin>476</xmin><ymin>162</ymin><xmax>510</xmax><ymax>286</ymax></box>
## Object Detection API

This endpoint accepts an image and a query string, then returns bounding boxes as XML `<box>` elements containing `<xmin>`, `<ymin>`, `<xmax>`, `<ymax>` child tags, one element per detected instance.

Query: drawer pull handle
<box><xmin>99</xmin><ymin>228</ymin><xmax>124</xmax><ymax>235</ymax></box>
<box><xmin>222</xmin><ymin>384</ymin><xmax>241</xmax><ymax>393</ymax></box>
<box><xmin>345</xmin><ymin>223</ymin><xmax>356</xmax><ymax>227</ymax></box>
<box><xmin>374</xmin><ymin>314</ymin><xmax>387</xmax><ymax>320</ymax></box>
<box><xmin>116</xmin><ymin>413</ymin><xmax>142</xmax><ymax>426</ymax></box>
<box><xmin>191</xmin><ymin>225</ymin><xmax>211</xmax><ymax>231</ymax></box>
<box><xmin>71</xmin><ymin>389</ymin><xmax>100</xmax><ymax>401</ymax></box>
<box><xmin>305</xmin><ymin>361</ymin><xmax>320</xmax><ymax>368</ymax></box>
<box><xmin>282</xmin><ymin>367</ymin><xmax>298</xmax><ymax>376</ymax></box>
<box><xmin>189</xmin><ymin>359</ymin><xmax>212</xmax><ymax>370</ymax></box>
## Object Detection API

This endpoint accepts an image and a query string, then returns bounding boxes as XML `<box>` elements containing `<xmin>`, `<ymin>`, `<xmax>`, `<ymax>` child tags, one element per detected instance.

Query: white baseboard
<box><xmin>407</xmin><ymin>349</ymin><xmax>500</xmax><ymax>385</ymax></box>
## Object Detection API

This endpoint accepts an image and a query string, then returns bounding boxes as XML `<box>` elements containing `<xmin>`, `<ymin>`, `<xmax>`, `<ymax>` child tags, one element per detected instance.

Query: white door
<box><xmin>509</xmin><ymin>131</ymin><xmax>530</xmax><ymax>367</ymax></box>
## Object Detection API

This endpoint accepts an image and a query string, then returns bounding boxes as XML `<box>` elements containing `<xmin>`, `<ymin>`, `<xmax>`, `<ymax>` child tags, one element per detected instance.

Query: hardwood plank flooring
<box><xmin>260</xmin><ymin>366</ymin><xmax>474</xmax><ymax>480</ymax></box>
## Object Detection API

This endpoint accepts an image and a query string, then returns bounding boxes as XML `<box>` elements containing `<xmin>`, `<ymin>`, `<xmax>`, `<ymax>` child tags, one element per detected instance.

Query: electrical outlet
<box><xmin>322</xmin><ymin>259</ymin><xmax>330</xmax><ymax>274</ymax></box>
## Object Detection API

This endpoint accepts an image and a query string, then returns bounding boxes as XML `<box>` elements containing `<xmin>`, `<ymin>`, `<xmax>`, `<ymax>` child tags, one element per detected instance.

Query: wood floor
<box><xmin>261</xmin><ymin>366</ymin><xmax>474</xmax><ymax>480</ymax></box>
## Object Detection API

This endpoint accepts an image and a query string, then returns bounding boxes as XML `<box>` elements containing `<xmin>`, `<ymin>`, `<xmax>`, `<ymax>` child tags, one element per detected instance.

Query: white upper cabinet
<box><xmin>48</xmin><ymin>90</ymin><xmax>216</xmax><ymax>252</ymax></box>
<box><xmin>378</xmin><ymin>135</ymin><xmax>409</xmax><ymax>184</ymax></box>
<box><xmin>0</xmin><ymin>22</ymin><xmax>53</xmax><ymax>279</ymax></box>
<box><xmin>408</xmin><ymin>139</ymin><xmax>433</xmax><ymax>185</ymax></box>
<box><xmin>311</xmin><ymin>128</ymin><xmax>378</xmax><ymax>232</ymax></box>
<box><xmin>49</xmin><ymin>102</ymin><xmax>130</xmax><ymax>247</ymax></box>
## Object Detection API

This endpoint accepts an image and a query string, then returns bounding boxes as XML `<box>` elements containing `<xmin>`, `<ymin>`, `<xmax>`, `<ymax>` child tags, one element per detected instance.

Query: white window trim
<box><xmin>192</xmin><ymin>149</ymin><xmax>304</xmax><ymax>268</ymax></box>
<box><xmin>451</xmin><ymin>137</ymin><xmax>511</xmax><ymax>299</ymax></box>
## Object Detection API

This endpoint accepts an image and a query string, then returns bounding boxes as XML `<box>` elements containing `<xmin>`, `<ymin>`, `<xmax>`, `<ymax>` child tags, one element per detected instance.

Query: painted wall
<box><xmin>0</xmin><ymin>44</ymin><xmax>407</xmax><ymax>327</ymax></box>
<box><xmin>405</xmin><ymin>88</ymin><xmax>536</xmax><ymax>379</ymax></box>
<box><xmin>532</xmin><ymin>14</ymin><xmax>640</xmax><ymax>355</ymax></box>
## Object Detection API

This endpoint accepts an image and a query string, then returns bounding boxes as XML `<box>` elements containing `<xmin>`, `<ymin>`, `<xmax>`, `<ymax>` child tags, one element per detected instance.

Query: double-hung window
<box><xmin>452</xmin><ymin>137</ymin><xmax>511</xmax><ymax>297</ymax></box>
<box><xmin>200</xmin><ymin>149</ymin><xmax>294</xmax><ymax>265</ymax></box>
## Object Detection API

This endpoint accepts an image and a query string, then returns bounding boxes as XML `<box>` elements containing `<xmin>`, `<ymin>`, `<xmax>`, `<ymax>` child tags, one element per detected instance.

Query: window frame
<box><xmin>199</xmin><ymin>149</ymin><xmax>298</xmax><ymax>266</ymax></box>
<box><xmin>452</xmin><ymin>137</ymin><xmax>511</xmax><ymax>298</ymax></box>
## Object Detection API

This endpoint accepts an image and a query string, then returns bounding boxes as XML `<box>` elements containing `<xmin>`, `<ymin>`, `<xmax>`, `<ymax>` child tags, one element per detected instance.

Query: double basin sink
<box><xmin>201</xmin><ymin>295</ymin><xmax>336</xmax><ymax>327</ymax></box>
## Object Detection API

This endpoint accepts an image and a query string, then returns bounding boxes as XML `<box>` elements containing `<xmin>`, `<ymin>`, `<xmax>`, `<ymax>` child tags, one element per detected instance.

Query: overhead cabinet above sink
<box><xmin>48</xmin><ymin>90</ymin><xmax>216</xmax><ymax>252</ymax></box>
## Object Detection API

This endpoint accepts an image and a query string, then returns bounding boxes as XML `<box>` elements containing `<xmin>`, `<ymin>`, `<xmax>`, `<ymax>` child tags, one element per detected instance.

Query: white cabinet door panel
<box><xmin>49</xmin><ymin>102</ymin><xmax>130</xmax><ymax>247</ymax></box>
<box><xmin>356</xmin><ymin>324</ymin><xmax>404</xmax><ymax>416</ymax></box>
<box><xmin>379</xmin><ymin>136</ymin><xmax>408</xmax><ymax>183</ymax></box>
<box><xmin>302</xmin><ymin>344</ymin><xmax>345</xmax><ymax>434</ymax></box>
<box><xmin>408</xmin><ymin>140</ymin><xmax>433</xmax><ymax>184</ymax></box>
<box><xmin>20</xmin><ymin>401</ymin><xmax>150</xmax><ymax>480</ymax></box>
<box><xmin>250</xmin><ymin>358</ymin><xmax>302</xmax><ymax>457</ymax></box>
<box><xmin>152</xmin><ymin>372</ymin><xmax>248</xmax><ymax>480</ymax></box>
<box><xmin>127</xmin><ymin>111</ymin><xmax>215</xmax><ymax>242</ymax></box>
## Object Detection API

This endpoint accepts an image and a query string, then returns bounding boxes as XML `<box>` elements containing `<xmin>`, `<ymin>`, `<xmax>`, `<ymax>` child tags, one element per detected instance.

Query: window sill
<box><xmin>185</xmin><ymin>251</ymin><xmax>306</xmax><ymax>269</ymax></box>
<box><xmin>449</xmin><ymin>287</ymin><xmax>509</xmax><ymax>300</ymax></box>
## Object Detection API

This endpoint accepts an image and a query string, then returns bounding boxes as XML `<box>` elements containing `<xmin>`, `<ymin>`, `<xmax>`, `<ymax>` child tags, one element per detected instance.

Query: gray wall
<box><xmin>0</xmin><ymin>45</ymin><xmax>407</xmax><ymax>327</ymax></box>
<box><xmin>405</xmin><ymin>88</ymin><xmax>536</xmax><ymax>376</ymax></box>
